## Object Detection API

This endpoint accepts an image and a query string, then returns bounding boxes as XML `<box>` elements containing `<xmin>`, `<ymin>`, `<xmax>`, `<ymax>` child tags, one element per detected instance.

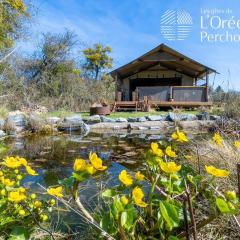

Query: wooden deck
<box><xmin>112</xmin><ymin>100</ymin><xmax>212</xmax><ymax>111</ymax></box>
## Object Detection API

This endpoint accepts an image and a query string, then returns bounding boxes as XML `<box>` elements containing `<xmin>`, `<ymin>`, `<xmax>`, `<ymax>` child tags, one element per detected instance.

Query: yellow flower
<box><xmin>2</xmin><ymin>178</ymin><xmax>15</xmax><ymax>187</ymax></box>
<box><xmin>18</xmin><ymin>187</ymin><xmax>26</xmax><ymax>193</ymax></box>
<box><xmin>41</xmin><ymin>214</ymin><xmax>48</xmax><ymax>222</ymax></box>
<box><xmin>132</xmin><ymin>187</ymin><xmax>147</xmax><ymax>208</ymax></box>
<box><xmin>205</xmin><ymin>165</ymin><xmax>229</xmax><ymax>178</ymax></box>
<box><xmin>3</xmin><ymin>156</ymin><xmax>21</xmax><ymax>169</ymax></box>
<box><xmin>26</xmin><ymin>166</ymin><xmax>38</xmax><ymax>176</ymax></box>
<box><xmin>1</xmin><ymin>189</ymin><xmax>6</xmax><ymax>196</ymax></box>
<box><xmin>31</xmin><ymin>193</ymin><xmax>36</xmax><ymax>199</ymax></box>
<box><xmin>234</xmin><ymin>141</ymin><xmax>240</xmax><ymax>148</ymax></box>
<box><xmin>47</xmin><ymin>186</ymin><xmax>63</xmax><ymax>198</ymax></box>
<box><xmin>212</xmin><ymin>133</ymin><xmax>223</xmax><ymax>145</ymax></box>
<box><xmin>17</xmin><ymin>157</ymin><xmax>28</xmax><ymax>167</ymax></box>
<box><xmin>34</xmin><ymin>200</ymin><xmax>42</xmax><ymax>208</ymax></box>
<box><xmin>119</xmin><ymin>170</ymin><xmax>133</xmax><ymax>186</ymax></box>
<box><xmin>165</xmin><ymin>146</ymin><xmax>177</xmax><ymax>158</ymax></box>
<box><xmin>19</xmin><ymin>209</ymin><xmax>25</xmax><ymax>216</ymax></box>
<box><xmin>0</xmin><ymin>171</ymin><xmax>3</xmax><ymax>176</ymax></box>
<box><xmin>85</xmin><ymin>164</ymin><xmax>96</xmax><ymax>175</ymax></box>
<box><xmin>160</xmin><ymin>161</ymin><xmax>181</xmax><ymax>174</ymax></box>
<box><xmin>172</xmin><ymin>130</ymin><xmax>188</xmax><ymax>142</ymax></box>
<box><xmin>73</xmin><ymin>159</ymin><xmax>87</xmax><ymax>172</ymax></box>
<box><xmin>225</xmin><ymin>191</ymin><xmax>237</xmax><ymax>200</ymax></box>
<box><xmin>50</xmin><ymin>199</ymin><xmax>56</xmax><ymax>206</ymax></box>
<box><xmin>17</xmin><ymin>175</ymin><xmax>23</xmax><ymax>180</ymax></box>
<box><xmin>151</xmin><ymin>142</ymin><xmax>164</xmax><ymax>157</ymax></box>
<box><xmin>8</xmin><ymin>191</ymin><xmax>26</xmax><ymax>202</ymax></box>
<box><xmin>135</xmin><ymin>171</ymin><xmax>144</xmax><ymax>181</ymax></box>
<box><xmin>120</xmin><ymin>195</ymin><xmax>129</xmax><ymax>205</ymax></box>
<box><xmin>89</xmin><ymin>152</ymin><xmax>107</xmax><ymax>171</ymax></box>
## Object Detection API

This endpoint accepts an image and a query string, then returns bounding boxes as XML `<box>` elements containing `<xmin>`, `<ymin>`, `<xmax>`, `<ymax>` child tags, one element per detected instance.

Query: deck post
<box><xmin>205</xmin><ymin>70</ymin><xmax>209</xmax><ymax>102</ymax></box>
<box><xmin>193</xmin><ymin>77</ymin><xmax>197</xmax><ymax>86</ymax></box>
<box><xmin>169</xmin><ymin>86</ymin><xmax>173</xmax><ymax>101</ymax></box>
<box><xmin>115</xmin><ymin>73</ymin><xmax>120</xmax><ymax>101</ymax></box>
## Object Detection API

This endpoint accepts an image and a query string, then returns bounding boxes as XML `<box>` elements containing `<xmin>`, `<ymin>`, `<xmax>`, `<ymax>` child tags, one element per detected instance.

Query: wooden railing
<box><xmin>117</xmin><ymin>86</ymin><xmax>208</xmax><ymax>102</ymax></box>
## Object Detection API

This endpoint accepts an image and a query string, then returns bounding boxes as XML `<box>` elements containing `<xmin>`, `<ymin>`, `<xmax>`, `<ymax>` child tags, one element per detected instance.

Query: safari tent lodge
<box><xmin>110</xmin><ymin>44</ymin><xmax>216</xmax><ymax>111</ymax></box>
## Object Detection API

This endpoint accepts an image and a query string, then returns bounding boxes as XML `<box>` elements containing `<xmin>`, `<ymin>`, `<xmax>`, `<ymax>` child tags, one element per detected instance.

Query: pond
<box><xmin>2</xmin><ymin>131</ymin><xmax>172</xmax><ymax>238</ymax></box>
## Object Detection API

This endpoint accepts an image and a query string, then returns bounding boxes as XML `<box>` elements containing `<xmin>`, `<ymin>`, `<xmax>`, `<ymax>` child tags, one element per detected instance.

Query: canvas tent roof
<box><xmin>110</xmin><ymin>44</ymin><xmax>217</xmax><ymax>79</ymax></box>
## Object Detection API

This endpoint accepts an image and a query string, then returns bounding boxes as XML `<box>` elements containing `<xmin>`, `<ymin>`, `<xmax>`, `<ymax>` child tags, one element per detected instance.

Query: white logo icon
<box><xmin>160</xmin><ymin>10</ymin><xmax>193</xmax><ymax>41</ymax></box>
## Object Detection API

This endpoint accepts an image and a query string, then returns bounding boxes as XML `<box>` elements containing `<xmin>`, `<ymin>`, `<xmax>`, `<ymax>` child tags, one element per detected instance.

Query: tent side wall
<box><xmin>120</xmin><ymin>69</ymin><xmax>195</xmax><ymax>101</ymax></box>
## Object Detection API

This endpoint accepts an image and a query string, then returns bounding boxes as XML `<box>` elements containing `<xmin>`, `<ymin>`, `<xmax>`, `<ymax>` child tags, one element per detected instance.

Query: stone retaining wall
<box><xmin>0</xmin><ymin>111</ymin><xmax>219</xmax><ymax>138</ymax></box>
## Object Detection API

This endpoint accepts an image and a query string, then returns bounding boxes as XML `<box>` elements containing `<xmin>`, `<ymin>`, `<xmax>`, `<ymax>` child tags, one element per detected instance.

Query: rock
<box><xmin>178</xmin><ymin>120</ymin><xmax>216</xmax><ymax>131</ymax></box>
<box><xmin>167</xmin><ymin>113</ymin><xmax>197</xmax><ymax>121</ymax></box>
<box><xmin>149</xmin><ymin>126</ymin><xmax>161</xmax><ymax>130</ymax></box>
<box><xmin>210</xmin><ymin>115</ymin><xmax>221</xmax><ymax>121</ymax></box>
<box><xmin>180</xmin><ymin>114</ymin><xmax>198</xmax><ymax>121</ymax></box>
<box><xmin>137</xmin><ymin>117</ymin><xmax>147</xmax><ymax>122</ymax></box>
<box><xmin>87</xmin><ymin>115</ymin><xmax>101</xmax><ymax>124</ymax></box>
<box><xmin>127</xmin><ymin>117</ymin><xmax>138</xmax><ymax>122</ymax></box>
<box><xmin>7</xmin><ymin>111</ymin><xmax>27</xmax><ymax>127</ymax></box>
<box><xmin>148</xmin><ymin>135</ymin><xmax>162</xmax><ymax>140</ymax></box>
<box><xmin>115</xmin><ymin>118</ymin><xmax>128</xmax><ymax>123</ymax></box>
<box><xmin>197</xmin><ymin>112</ymin><xmax>210</xmax><ymax>120</ymax></box>
<box><xmin>0</xmin><ymin>119</ymin><xmax>5</xmax><ymax>129</ymax></box>
<box><xmin>82</xmin><ymin>122</ymin><xmax>90</xmax><ymax>135</ymax></box>
<box><xmin>166</xmin><ymin>112</ymin><xmax>180</xmax><ymax>122</ymax></box>
<box><xmin>28</xmin><ymin>114</ymin><xmax>46</xmax><ymax>132</ymax></box>
<box><xmin>58</xmin><ymin>114</ymin><xmax>89</xmax><ymax>134</ymax></box>
<box><xmin>64</xmin><ymin>115</ymin><xmax>82</xmax><ymax>124</ymax></box>
<box><xmin>137</xmin><ymin>126</ymin><xmax>148</xmax><ymax>130</ymax></box>
<box><xmin>46</xmin><ymin>117</ymin><xmax>61</xmax><ymax>125</ymax></box>
<box><xmin>146</xmin><ymin>115</ymin><xmax>165</xmax><ymax>121</ymax></box>
<box><xmin>100</xmin><ymin>116</ymin><xmax>116</xmax><ymax>123</ymax></box>
<box><xmin>0</xmin><ymin>130</ymin><xmax>6</xmax><ymax>138</ymax></box>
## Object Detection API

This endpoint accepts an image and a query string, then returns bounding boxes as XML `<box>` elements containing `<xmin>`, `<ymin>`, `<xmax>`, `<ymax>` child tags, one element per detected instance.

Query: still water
<box><xmin>2</xmin><ymin>131</ymin><xmax>166</xmax><ymax>238</ymax></box>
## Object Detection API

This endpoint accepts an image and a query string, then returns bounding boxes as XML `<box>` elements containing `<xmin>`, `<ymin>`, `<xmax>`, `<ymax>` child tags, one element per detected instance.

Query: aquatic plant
<box><xmin>0</xmin><ymin>155</ymin><xmax>56</xmax><ymax>239</ymax></box>
<box><xmin>49</xmin><ymin>130</ymin><xmax>240</xmax><ymax>239</ymax></box>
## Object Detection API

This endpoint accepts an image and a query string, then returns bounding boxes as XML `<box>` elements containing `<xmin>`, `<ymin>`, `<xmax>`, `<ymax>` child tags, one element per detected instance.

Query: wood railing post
<box><xmin>170</xmin><ymin>86</ymin><xmax>173</xmax><ymax>101</ymax></box>
<box><xmin>205</xmin><ymin>70</ymin><xmax>209</xmax><ymax>102</ymax></box>
<box><xmin>117</xmin><ymin>91</ymin><xmax>122</xmax><ymax>101</ymax></box>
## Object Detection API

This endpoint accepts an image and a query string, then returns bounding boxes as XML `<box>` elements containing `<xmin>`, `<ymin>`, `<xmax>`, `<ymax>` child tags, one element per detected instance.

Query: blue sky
<box><xmin>25</xmin><ymin>0</ymin><xmax>240</xmax><ymax>89</ymax></box>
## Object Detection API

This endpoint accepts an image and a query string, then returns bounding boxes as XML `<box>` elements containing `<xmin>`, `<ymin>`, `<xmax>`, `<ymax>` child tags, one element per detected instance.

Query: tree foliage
<box><xmin>0</xmin><ymin>0</ymin><xmax>29</xmax><ymax>51</ymax></box>
<box><xmin>83</xmin><ymin>43</ymin><xmax>113</xmax><ymax>80</ymax></box>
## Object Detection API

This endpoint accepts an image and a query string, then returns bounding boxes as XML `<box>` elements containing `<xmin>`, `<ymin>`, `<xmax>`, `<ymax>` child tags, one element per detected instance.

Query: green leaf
<box><xmin>8</xmin><ymin>226</ymin><xmax>30</xmax><ymax>240</ymax></box>
<box><xmin>72</xmin><ymin>172</ymin><xmax>88</xmax><ymax>182</ymax></box>
<box><xmin>124</xmin><ymin>206</ymin><xmax>137</xmax><ymax>231</ymax></box>
<box><xmin>58</xmin><ymin>176</ymin><xmax>74</xmax><ymax>188</ymax></box>
<box><xmin>112</xmin><ymin>197</ymin><xmax>124</xmax><ymax>217</ymax></box>
<box><xmin>216</xmin><ymin>198</ymin><xmax>231</xmax><ymax>213</ymax></box>
<box><xmin>121</xmin><ymin>211</ymin><xmax>127</xmax><ymax>227</ymax></box>
<box><xmin>119</xmin><ymin>206</ymin><xmax>137</xmax><ymax>231</ymax></box>
<box><xmin>168</xmin><ymin>236</ymin><xmax>179</xmax><ymax>240</ymax></box>
<box><xmin>0</xmin><ymin>146</ymin><xmax>8</xmax><ymax>154</ymax></box>
<box><xmin>159</xmin><ymin>201</ymin><xmax>180</xmax><ymax>231</ymax></box>
<box><xmin>102</xmin><ymin>189</ymin><xmax>117</xmax><ymax>198</ymax></box>
<box><xmin>160</xmin><ymin>202</ymin><xmax>173</xmax><ymax>231</ymax></box>
<box><xmin>100</xmin><ymin>211</ymin><xmax>117</xmax><ymax>235</ymax></box>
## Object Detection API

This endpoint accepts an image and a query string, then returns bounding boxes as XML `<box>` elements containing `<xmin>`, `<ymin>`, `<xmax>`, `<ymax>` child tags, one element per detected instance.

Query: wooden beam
<box><xmin>205</xmin><ymin>70</ymin><xmax>209</xmax><ymax>101</ymax></box>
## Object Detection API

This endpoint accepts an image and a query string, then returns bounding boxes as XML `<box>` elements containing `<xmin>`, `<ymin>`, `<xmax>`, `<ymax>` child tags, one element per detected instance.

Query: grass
<box><xmin>0</xmin><ymin>106</ymin><xmax>9</xmax><ymax>119</ymax></box>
